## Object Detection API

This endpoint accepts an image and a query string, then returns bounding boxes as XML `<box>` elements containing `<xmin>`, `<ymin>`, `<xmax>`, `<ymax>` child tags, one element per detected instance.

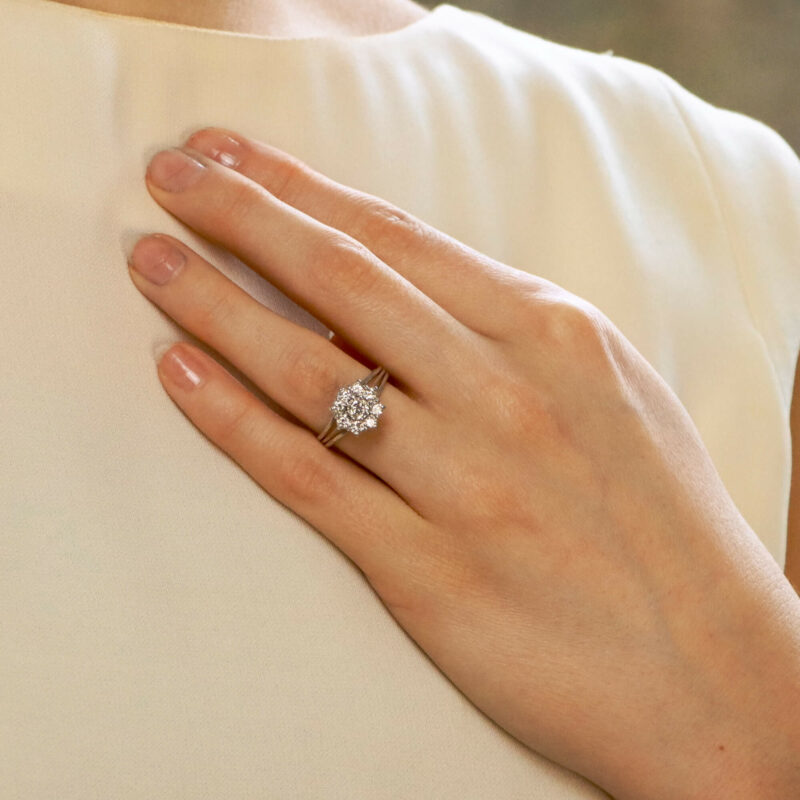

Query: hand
<box><xmin>127</xmin><ymin>127</ymin><xmax>800</xmax><ymax>800</ymax></box>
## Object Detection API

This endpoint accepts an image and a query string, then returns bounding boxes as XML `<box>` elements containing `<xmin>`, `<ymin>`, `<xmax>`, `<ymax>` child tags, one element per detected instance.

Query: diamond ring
<box><xmin>317</xmin><ymin>365</ymin><xmax>389</xmax><ymax>448</ymax></box>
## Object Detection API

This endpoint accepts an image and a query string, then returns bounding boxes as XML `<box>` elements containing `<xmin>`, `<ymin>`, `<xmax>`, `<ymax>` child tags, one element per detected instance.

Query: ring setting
<box><xmin>317</xmin><ymin>365</ymin><xmax>389</xmax><ymax>448</ymax></box>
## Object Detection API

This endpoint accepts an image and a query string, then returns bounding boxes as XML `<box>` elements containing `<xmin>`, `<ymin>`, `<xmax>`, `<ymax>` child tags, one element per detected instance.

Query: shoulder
<box><xmin>658</xmin><ymin>69</ymin><xmax>800</xmax><ymax>413</ymax></box>
<box><xmin>450</xmin><ymin>10</ymin><xmax>800</xmax><ymax>408</ymax></box>
<box><xmin>440</xmin><ymin>12</ymin><xmax>751</xmax><ymax>178</ymax></box>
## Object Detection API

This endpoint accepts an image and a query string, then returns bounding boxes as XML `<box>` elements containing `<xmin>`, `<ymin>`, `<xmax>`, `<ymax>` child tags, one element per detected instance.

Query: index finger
<box><xmin>145</xmin><ymin>144</ymin><xmax>469</xmax><ymax>399</ymax></box>
<box><xmin>183</xmin><ymin>127</ymin><xmax>542</xmax><ymax>340</ymax></box>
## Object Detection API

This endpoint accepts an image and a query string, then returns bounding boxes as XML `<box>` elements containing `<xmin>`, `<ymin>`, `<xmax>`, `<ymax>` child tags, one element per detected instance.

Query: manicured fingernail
<box><xmin>129</xmin><ymin>236</ymin><xmax>186</xmax><ymax>285</ymax></box>
<box><xmin>147</xmin><ymin>147</ymin><xmax>206</xmax><ymax>192</ymax></box>
<box><xmin>186</xmin><ymin>129</ymin><xmax>244</xmax><ymax>169</ymax></box>
<box><xmin>159</xmin><ymin>346</ymin><xmax>206</xmax><ymax>390</ymax></box>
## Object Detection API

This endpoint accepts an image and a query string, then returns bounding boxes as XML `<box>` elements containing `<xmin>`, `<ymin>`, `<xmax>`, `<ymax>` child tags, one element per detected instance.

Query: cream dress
<box><xmin>2</xmin><ymin>0</ymin><xmax>799</xmax><ymax>796</ymax></box>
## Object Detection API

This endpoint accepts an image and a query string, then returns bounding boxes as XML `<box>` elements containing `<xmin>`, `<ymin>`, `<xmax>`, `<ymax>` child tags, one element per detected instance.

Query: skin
<box><xmin>124</xmin><ymin>128</ymin><xmax>800</xmax><ymax>799</ymax></box>
<box><xmin>47</xmin><ymin>0</ymin><xmax>431</xmax><ymax>37</ymax></box>
<box><xmin>785</xmin><ymin>361</ymin><xmax>800</xmax><ymax>592</ymax></box>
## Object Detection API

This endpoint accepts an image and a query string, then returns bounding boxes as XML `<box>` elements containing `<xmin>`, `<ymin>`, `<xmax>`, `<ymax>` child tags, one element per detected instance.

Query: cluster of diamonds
<box><xmin>330</xmin><ymin>380</ymin><xmax>385</xmax><ymax>435</ymax></box>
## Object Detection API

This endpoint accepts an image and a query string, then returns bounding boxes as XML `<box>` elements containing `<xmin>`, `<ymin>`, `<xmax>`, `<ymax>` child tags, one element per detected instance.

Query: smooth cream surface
<box><xmin>2</xmin><ymin>0</ymin><xmax>800</xmax><ymax>796</ymax></box>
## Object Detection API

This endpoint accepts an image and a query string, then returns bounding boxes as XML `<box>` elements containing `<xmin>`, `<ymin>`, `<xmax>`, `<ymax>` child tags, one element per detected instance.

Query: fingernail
<box><xmin>186</xmin><ymin>129</ymin><xmax>244</xmax><ymax>169</ymax></box>
<box><xmin>159</xmin><ymin>346</ymin><xmax>206</xmax><ymax>390</ymax></box>
<box><xmin>129</xmin><ymin>235</ymin><xmax>186</xmax><ymax>285</ymax></box>
<box><xmin>147</xmin><ymin>147</ymin><xmax>206</xmax><ymax>192</ymax></box>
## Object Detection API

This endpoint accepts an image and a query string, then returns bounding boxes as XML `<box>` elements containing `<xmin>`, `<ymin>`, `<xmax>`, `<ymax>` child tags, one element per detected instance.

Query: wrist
<box><xmin>611</xmin><ymin>556</ymin><xmax>800</xmax><ymax>800</ymax></box>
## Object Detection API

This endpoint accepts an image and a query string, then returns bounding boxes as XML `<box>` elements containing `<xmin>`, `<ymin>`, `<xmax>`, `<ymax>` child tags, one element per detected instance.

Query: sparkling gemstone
<box><xmin>330</xmin><ymin>380</ymin><xmax>385</xmax><ymax>435</ymax></box>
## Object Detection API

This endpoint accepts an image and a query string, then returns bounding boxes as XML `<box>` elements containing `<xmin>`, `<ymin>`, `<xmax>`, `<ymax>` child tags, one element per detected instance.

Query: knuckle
<box><xmin>261</xmin><ymin>150</ymin><xmax>312</xmax><ymax>204</ymax></box>
<box><xmin>210</xmin><ymin>397</ymin><xmax>259</xmax><ymax>450</ymax></box>
<box><xmin>348</xmin><ymin>197</ymin><xmax>432</xmax><ymax>250</ymax></box>
<box><xmin>307</xmin><ymin>234</ymin><xmax>382</xmax><ymax>297</ymax></box>
<box><xmin>514</xmin><ymin>291</ymin><xmax>612</xmax><ymax>368</ymax></box>
<box><xmin>544</xmin><ymin>295</ymin><xmax>608</xmax><ymax>350</ymax></box>
<box><xmin>278</xmin><ymin>342</ymin><xmax>341</xmax><ymax>408</ymax></box>
<box><xmin>493</xmin><ymin>277</ymin><xmax>558</xmax><ymax>339</ymax></box>
<box><xmin>278</xmin><ymin>447</ymin><xmax>340</xmax><ymax>504</ymax></box>
<box><xmin>192</xmin><ymin>287</ymin><xmax>237</xmax><ymax>332</ymax></box>
<box><xmin>220</xmin><ymin>178</ymin><xmax>262</xmax><ymax>228</ymax></box>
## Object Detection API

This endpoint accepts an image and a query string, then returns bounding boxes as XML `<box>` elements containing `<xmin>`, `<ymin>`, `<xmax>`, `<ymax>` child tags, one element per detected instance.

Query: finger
<box><xmin>328</xmin><ymin>331</ymin><xmax>371</xmax><ymax>365</ymax></box>
<box><xmin>183</xmin><ymin>126</ymin><xmax>550</xmax><ymax>340</ymax></box>
<box><xmin>128</xmin><ymin>233</ymin><xmax>434</xmax><ymax>497</ymax></box>
<box><xmin>144</xmin><ymin>145</ymin><xmax>476</xmax><ymax>400</ymax></box>
<box><xmin>152</xmin><ymin>339</ymin><xmax>434</xmax><ymax>595</ymax></box>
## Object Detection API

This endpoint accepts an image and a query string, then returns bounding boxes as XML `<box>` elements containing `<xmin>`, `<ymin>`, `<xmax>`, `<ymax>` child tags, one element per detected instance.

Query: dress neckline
<box><xmin>22</xmin><ymin>0</ymin><xmax>460</xmax><ymax>44</ymax></box>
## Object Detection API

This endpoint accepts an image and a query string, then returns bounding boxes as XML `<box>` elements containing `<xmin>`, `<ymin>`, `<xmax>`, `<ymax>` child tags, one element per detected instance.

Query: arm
<box><xmin>785</xmin><ymin>353</ymin><xmax>800</xmax><ymax>595</ymax></box>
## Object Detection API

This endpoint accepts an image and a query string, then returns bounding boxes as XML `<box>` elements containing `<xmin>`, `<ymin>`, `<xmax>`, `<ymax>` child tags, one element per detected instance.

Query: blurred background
<box><xmin>422</xmin><ymin>0</ymin><xmax>800</xmax><ymax>155</ymax></box>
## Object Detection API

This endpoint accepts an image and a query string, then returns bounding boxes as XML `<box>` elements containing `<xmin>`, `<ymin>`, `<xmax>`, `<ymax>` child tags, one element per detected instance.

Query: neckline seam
<box><xmin>18</xmin><ymin>0</ymin><xmax>459</xmax><ymax>44</ymax></box>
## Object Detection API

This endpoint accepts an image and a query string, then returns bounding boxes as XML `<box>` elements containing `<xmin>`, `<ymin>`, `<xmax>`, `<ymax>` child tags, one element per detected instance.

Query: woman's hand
<box><xmin>127</xmin><ymin>127</ymin><xmax>800</xmax><ymax>800</ymax></box>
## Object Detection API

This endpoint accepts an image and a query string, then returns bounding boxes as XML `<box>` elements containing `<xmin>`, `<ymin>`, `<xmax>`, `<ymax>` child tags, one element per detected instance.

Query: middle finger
<box><xmin>144</xmin><ymin>145</ymin><xmax>472</xmax><ymax>402</ymax></box>
<box><xmin>127</xmin><ymin>233</ymin><xmax>435</xmax><ymax>493</ymax></box>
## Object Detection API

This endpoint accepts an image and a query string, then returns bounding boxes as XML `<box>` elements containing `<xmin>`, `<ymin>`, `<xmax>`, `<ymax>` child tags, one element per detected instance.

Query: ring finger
<box><xmin>127</xmin><ymin>233</ymin><xmax>434</xmax><ymax>495</ymax></box>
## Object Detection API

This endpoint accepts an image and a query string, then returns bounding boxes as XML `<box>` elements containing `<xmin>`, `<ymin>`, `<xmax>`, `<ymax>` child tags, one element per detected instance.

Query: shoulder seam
<box><xmin>653</xmin><ymin>71</ymin><xmax>787</xmax><ymax>411</ymax></box>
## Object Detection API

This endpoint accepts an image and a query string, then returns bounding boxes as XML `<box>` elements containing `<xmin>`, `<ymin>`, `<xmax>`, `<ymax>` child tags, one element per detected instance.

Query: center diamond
<box><xmin>330</xmin><ymin>380</ymin><xmax>385</xmax><ymax>435</ymax></box>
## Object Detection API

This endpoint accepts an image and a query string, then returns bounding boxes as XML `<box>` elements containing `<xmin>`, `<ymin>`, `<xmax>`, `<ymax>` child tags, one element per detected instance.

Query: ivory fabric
<box><xmin>2</xmin><ymin>0</ymin><xmax>800</xmax><ymax>797</ymax></box>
